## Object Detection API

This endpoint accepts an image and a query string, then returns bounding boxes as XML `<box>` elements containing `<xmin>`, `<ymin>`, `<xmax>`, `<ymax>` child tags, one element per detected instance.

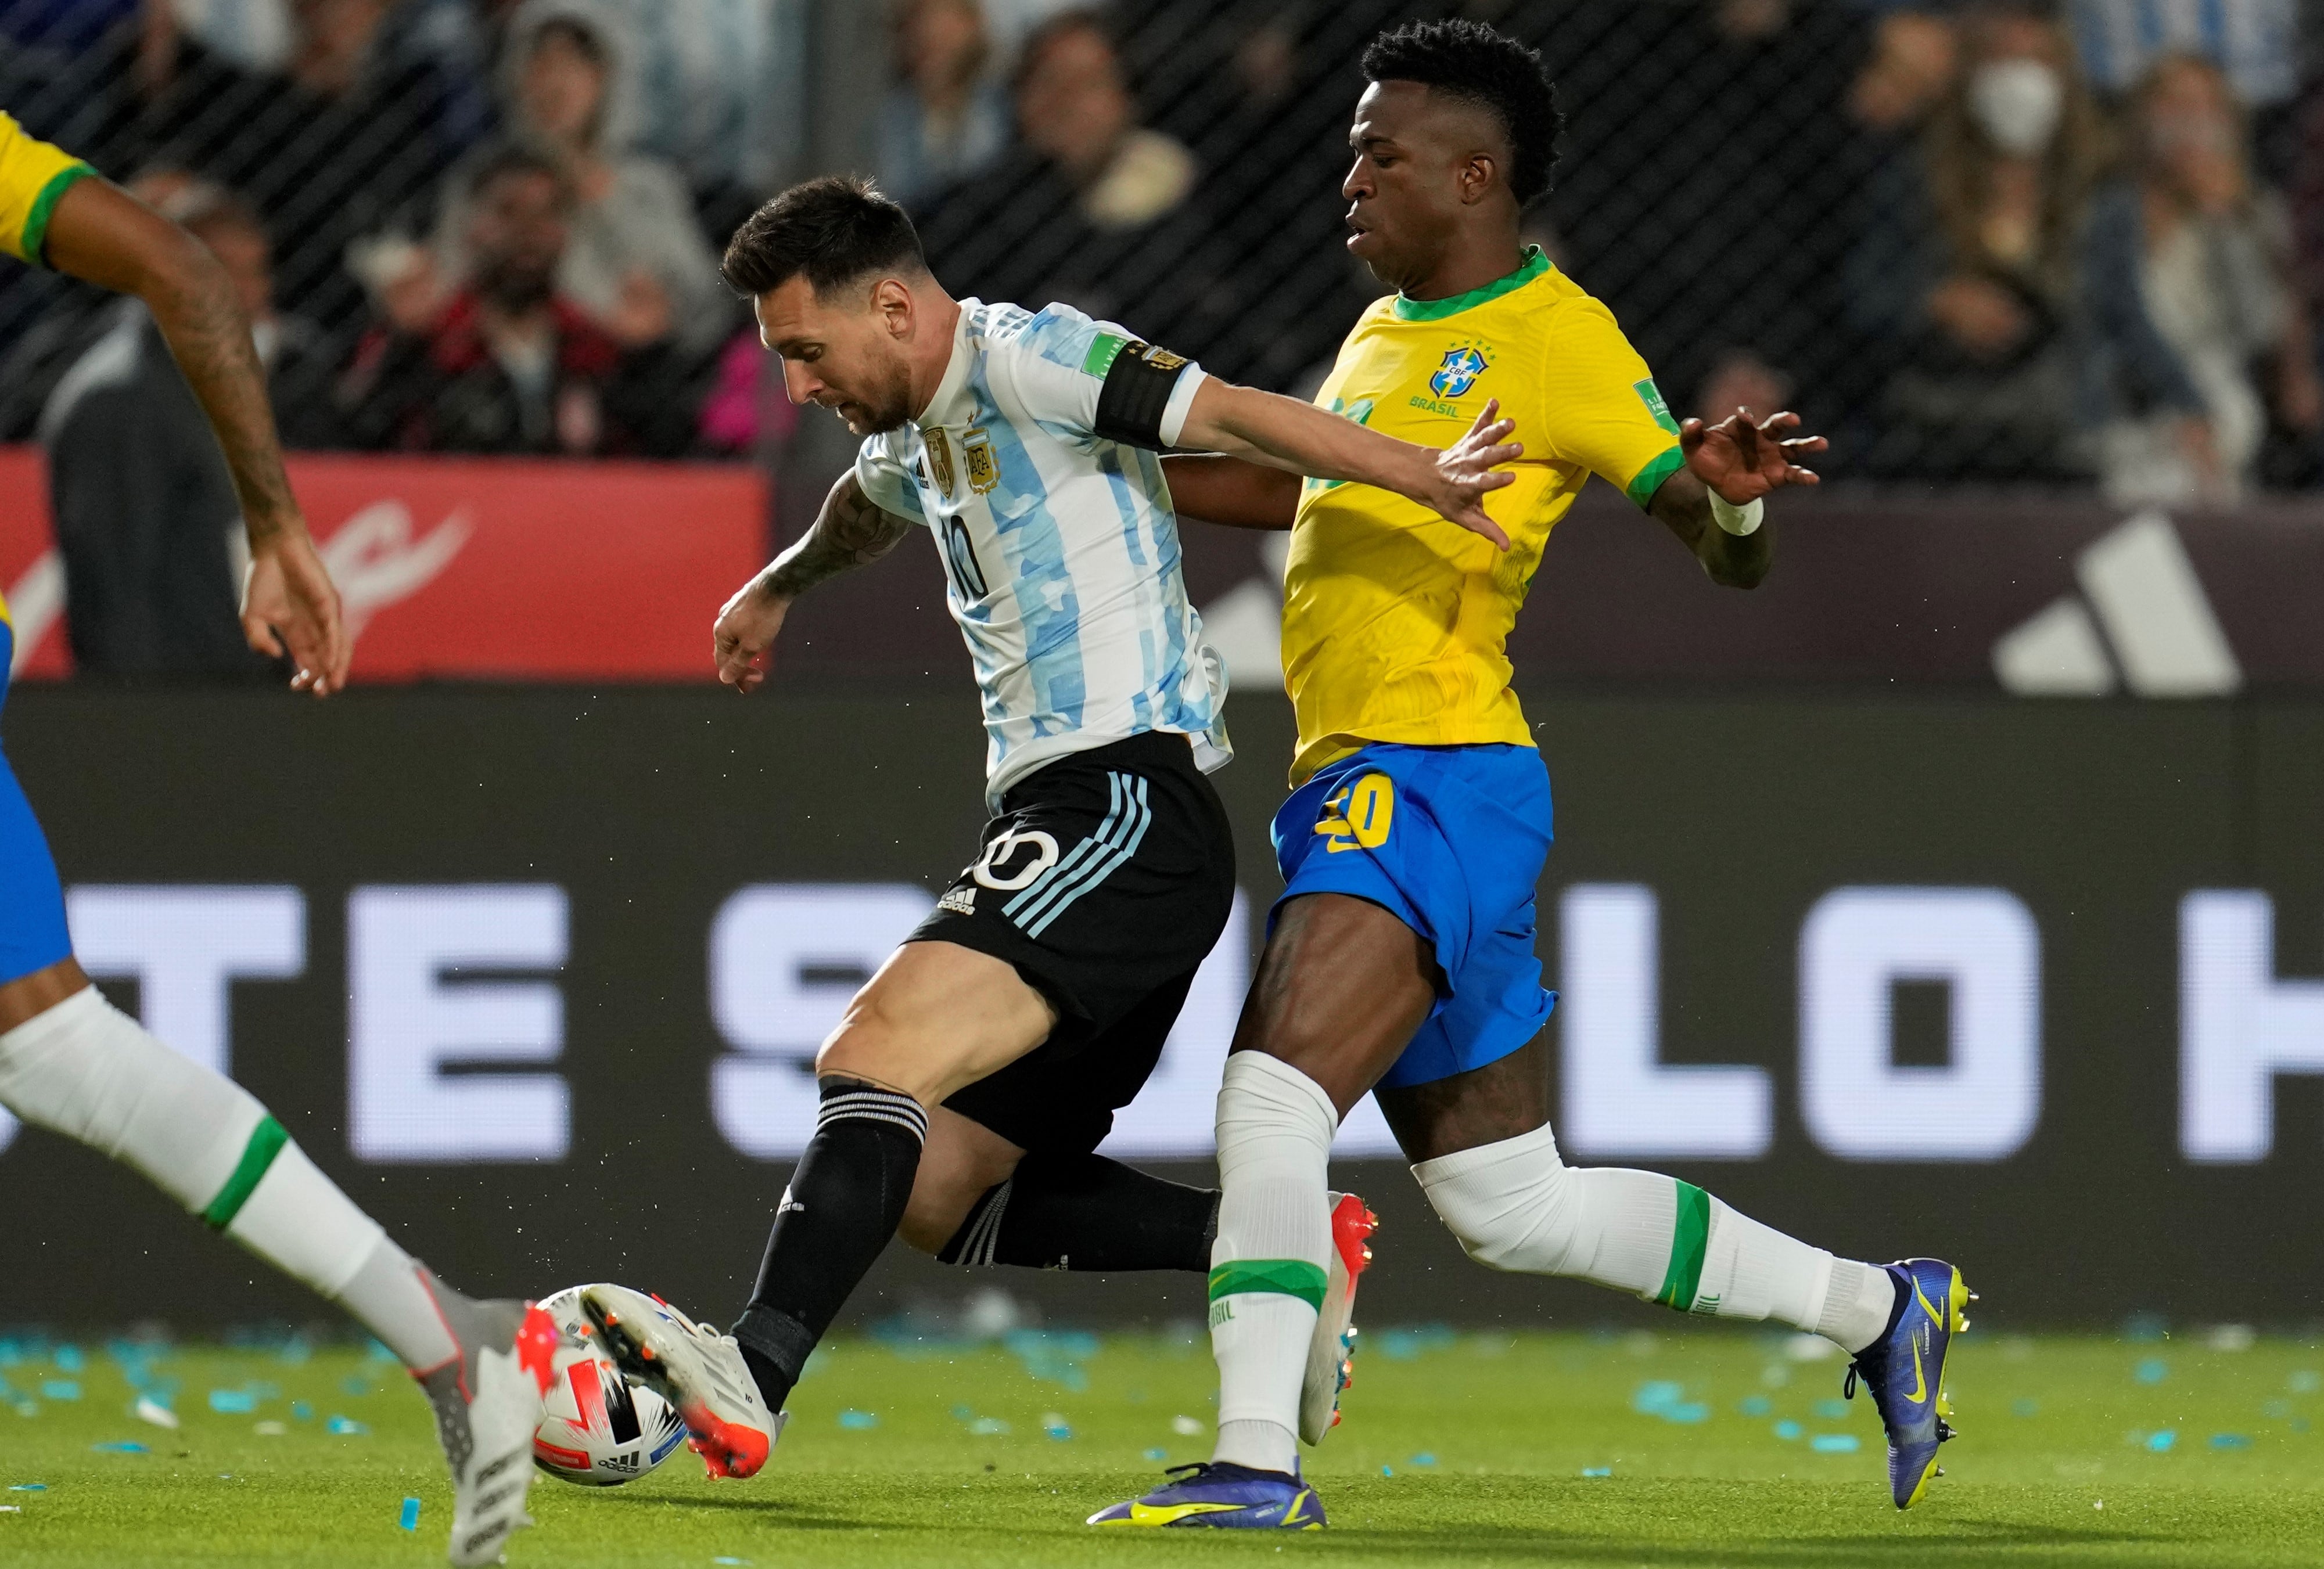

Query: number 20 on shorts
<box><xmin>1316</xmin><ymin>772</ymin><xmax>1395</xmax><ymax>853</ymax></box>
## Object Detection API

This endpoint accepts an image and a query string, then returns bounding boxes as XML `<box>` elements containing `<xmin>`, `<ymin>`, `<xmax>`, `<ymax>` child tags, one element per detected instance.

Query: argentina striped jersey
<box><xmin>854</xmin><ymin>298</ymin><xmax>1231</xmax><ymax>809</ymax></box>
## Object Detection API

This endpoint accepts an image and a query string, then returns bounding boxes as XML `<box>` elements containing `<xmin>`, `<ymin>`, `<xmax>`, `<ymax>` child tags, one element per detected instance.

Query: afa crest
<box><xmin>962</xmin><ymin>427</ymin><xmax>999</xmax><ymax>494</ymax></box>
<box><xmin>1431</xmin><ymin>345</ymin><xmax>1490</xmax><ymax>399</ymax></box>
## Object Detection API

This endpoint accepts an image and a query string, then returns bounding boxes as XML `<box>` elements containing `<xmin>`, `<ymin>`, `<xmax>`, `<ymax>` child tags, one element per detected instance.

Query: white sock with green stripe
<box><xmin>1414</xmin><ymin>1122</ymin><xmax>1898</xmax><ymax>1351</ymax></box>
<box><xmin>1208</xmin><ymin>1052</ymin><xmax>1337</xmax><ymax>1476</ymax></box>
<box><xmin>0</xmin><ymin>987</ymin><xmax>457</xmax><ymax>1370</ymax></box>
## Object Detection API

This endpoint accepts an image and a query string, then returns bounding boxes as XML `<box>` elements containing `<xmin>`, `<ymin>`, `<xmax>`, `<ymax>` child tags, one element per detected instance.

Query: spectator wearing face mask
<box><xmin>879</xmin><ymin>0</ymin><xmax>1010</xmax><ymax>207</ymax></box>
<box><xmin>338</xmin><ymin>147</ymin><xmax>663</xmax><ymax>455</ymax></box>
<box><xmin>2085</xmin><ymin>53</ymin><xmax>2321</xmax><ymax>503</ymax></box>
<box><xmin>1845</xmin><ymin>4</ymin><xmax>2109</xmax><ymax>481</ymax></box>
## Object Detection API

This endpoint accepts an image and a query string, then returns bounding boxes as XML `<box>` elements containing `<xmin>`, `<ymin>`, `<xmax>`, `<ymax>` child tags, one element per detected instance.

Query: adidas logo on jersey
<box><xmin>939</xmin><ymin>886</ymin><xmax>977</xmax><ymax>916</ymax></box>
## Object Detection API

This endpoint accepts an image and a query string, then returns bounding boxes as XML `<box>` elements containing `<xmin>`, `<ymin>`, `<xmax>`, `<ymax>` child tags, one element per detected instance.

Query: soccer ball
<box><xmin>531</xmin><ymin>1284</ymin><xmax>688</xmax><ymax>1487</ymax></box>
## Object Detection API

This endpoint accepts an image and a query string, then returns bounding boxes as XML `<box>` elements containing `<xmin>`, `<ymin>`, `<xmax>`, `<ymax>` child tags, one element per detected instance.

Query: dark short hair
<box><xmin>721</xmin><ymin>175</ymin><xmax>929</xmax><ymax>298</ymax></box>
<box><xmin>469</xmin><ymin>143</ymin><xmax>569</xmax><ymax>204</ymax></box>
<box><xmin>1360</xmin><ymin>19</ymin><xmax>1563</xmax><ymax>207</ymax></box>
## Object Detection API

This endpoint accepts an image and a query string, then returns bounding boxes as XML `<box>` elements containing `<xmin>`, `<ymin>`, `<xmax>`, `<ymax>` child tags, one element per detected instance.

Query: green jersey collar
<box><xmin>1391</xmin><ymin>246</ymin><xmax>1551</xmax><ymax>322</ymax></box>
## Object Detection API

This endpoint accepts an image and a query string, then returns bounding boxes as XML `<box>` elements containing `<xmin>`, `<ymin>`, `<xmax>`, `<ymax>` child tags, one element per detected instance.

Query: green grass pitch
<box><xmin>3</xmin><ymin>1326</ymin><xmax>2321</xmax><ymax>1567</ymax></box>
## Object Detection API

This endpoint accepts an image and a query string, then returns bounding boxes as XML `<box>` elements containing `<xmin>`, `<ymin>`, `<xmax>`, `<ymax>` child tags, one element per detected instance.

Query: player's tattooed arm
<box><xmin>1647</xmin><ymin>409</ymin><xmax>1827</xmax><ymax>589</ymax></box>
<box><xmin>764</xmin><ymin>472</ymin><xmax>917</xmax><ymax>599</ymax></box>
<box><xmin>42</xmin><ymin>176</ymin><xmax>350</xmax><ymax>693</ymax></box>
<box><xmin>714</xmin><ymin>472</ymin><xmax>915</xmax><ymax>692</ymax></box>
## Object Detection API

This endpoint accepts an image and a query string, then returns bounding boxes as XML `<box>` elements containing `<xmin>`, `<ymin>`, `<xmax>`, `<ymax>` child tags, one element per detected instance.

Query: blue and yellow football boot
<box><xmin>1087</xmin><ymin>1463</ymin><xmax>1327</xmax><ymax>1529</ymax></box>
<box><xmin>1844</xmin><ymin>1257</ymin><xmax>1974</xmax><ymax>1509</ymax></box>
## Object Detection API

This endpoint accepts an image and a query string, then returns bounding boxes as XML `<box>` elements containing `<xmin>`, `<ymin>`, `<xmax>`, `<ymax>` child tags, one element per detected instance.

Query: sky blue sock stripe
<box><xmin>1024</xmin><ymin>777</ymin><xmax>1151</xmax><ymax>938</ymax></box>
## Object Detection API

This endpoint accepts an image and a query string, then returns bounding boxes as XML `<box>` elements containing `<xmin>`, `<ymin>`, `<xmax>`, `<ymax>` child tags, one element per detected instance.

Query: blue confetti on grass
<box><xmin>2145</xmin><ymin>1430</ymin><xmax>2177</xmax><ymax>1452</ymax></box>
<box><xmin>1143</xmin><ymin>1448</ymin><xmax>1166</xmax><ymax>1462</ymax></box>
<box><xmin>713</xmin><ymin>1558</ymin><xmax>752</xmax><ymax>1566</ymax></box>
<box><xmin>2013</xmin><ymin>1399</ymin><xmax>2040</xmax><ymax>1418</ymax></box>
<box><xmin>1631</xmin><ymin>1382</ymin><xmax>1709</xmax><ymax>1424</ymax></box>
<box><xmin>8</xmin><ymin>1484</ymin><xmax>45</xmax><ymax>1492</ymax></box>
<box><xmin>2135</xmin><ymin>1359</ymin><xmax>2169</xmax><ymax>1385</ymax></box>
<box><xmin>365</xmin><ymin>1340</ymin><xmax>397</xmax><ymax>1365</ymax></box>
<box><xmin>339</xmin><ymin>1377</ymin><xmax>370</xmax><ymax>1398</ymax></box>
<box><xmin>38</xmin><ymin>1382</ymin><xmax>78</xmax><ymax>1402</ymax></box>
<box><xmin>398</xmin><ymin>1498</ymin><xmax>420</xmax><ymax>1531</ymax></box>
<box><xmin>2210</xmin><ymin>1433</ymin><xmax>2253</xmax><ymax>1451</ymax></box>
<box><xmin>1409</xmin><ymin>1453</ymin><xmax>1436</xmax><ymax>1467</ymax></box>
<box><xmin>89</xmin><ymin>1442</ymin><xmax>147</xmax><ymax>1454</ymax></box>
<box><xmin>291</xmin><ymin>1401</ymin><xmax>314</xmax><ymax>1422</ymax></box>
<box><xmin>1380</xmin><ymin>1465</ymin><xmax>1393</xmax><ymax>1477</ymax></box>
<box><xmin>1738</xmin><ymin>1395</ymin><xmax>1772</xmax><ymax>1417</ymax></box>
<box><xmin>1003</xmin><ymin>1330</ymin><xmax>1099</xmax><ymax>1392</ymax></box>
<box><xmin>208</xmin><ymin>1390</ymin><xmax>257</xmax><ymax>1415</ymax></box>
<box><xmin>52</xmin><ymin>1346</ymin><xmax>83</xmax><ymax>1374</ymax></box>
<box><xmin>1773</xmin><ymin>1420</ymin><xmax>1803</xmax><ymax>1441</ymax></box>
<box><xmin>837</xmin><ymin>1410</ymin><xmax>878</xmax><ymax>1430</ymax></box>
<box><xmin>1810</xmin><ymin>1434</ymin><xmax>1860</xmax><ymax>1454</ymax></box>
<box><xmin>1581</xmin><ymin>1467</ymin><xmax>1611</xmax><ymax>1478</ymax></box>
<box><xmin>327</xmin><ymin>1416</ymin><xmax>368</xmax><ymax>1436</ymax></box>
<box><xmin>1812</xmin><ymin>1398</ymin><xmax>1849</xmax><ymax>1420</ymax></box>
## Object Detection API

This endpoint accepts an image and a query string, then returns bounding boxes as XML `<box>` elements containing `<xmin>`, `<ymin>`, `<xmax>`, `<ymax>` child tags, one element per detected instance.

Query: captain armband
<box><xmin>1092</xmin><ymin>338</ymin><xmax>1202</xmax><ymax>450</ymax></box>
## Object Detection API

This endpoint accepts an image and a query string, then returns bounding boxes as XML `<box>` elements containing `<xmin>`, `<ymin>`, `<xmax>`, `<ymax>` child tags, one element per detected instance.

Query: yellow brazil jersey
<box><xmin>0</xmin><ymin>111</ymin><xmax>91</xmax><ymax>632</ymax></box>
<box><xmin>1280</xmin><ymin>247</ymin><xmax>1684</xmax><ymax>785</ymax></box>
<box><xmin>0</xmin><ymin>111</ymin><xmax>91</xmax><ymax>270</ymax></box>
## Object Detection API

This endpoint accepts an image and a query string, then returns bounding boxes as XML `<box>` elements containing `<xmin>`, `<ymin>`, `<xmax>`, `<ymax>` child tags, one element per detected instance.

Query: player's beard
<box><xmin>837</xmin><ymin>352</ymin><xmax>919</xmax><ymax>435</ymax></box>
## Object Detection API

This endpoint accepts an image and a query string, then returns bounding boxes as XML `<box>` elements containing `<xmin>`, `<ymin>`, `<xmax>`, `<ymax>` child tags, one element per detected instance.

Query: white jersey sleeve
<box><xmin>853</xmin><ymin>434</ymin><xmax>928</xmax><ymax>524</ymax></box>
<box><xmin>990</xmin><ymin>304</ymin><xmax>1209</xmax><ymax>451</ymax></box>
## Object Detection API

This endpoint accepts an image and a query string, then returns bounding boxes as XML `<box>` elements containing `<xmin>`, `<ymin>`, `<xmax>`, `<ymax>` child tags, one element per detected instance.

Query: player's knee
<box><xmin>1414</xmin><ymin>1124</ymin><xmax>1578</xmax><ymax>1275</ymax></box>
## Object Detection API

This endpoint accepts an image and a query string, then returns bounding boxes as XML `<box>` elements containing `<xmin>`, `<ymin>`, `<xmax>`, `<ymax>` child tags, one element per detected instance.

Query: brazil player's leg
<box><xmin>1100</xmin><ymin>747</ymin><xmax>1966</xmax><ymax>1531</ymax></box>
<box><xmin>0</xmin><ymin>618</ymin><xmax>556</xmax><ymax>1568</ymax></box>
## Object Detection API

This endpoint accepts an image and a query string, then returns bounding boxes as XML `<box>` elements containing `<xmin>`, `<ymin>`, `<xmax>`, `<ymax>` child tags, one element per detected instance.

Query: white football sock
<box><xmin>1414</xmin><ymin>1121</ymin><xmax>1899</xmax><ymax>1351</ymax></box>
<box><xmin>0</xmin><ymin>987</ymin><xmax>458</xmax><ymax>1370</ymax></box>
<box><xmin>1208</xmin><ymin>1052</ymin><xmax>1336</xmax><ymax>1475</ymax></box>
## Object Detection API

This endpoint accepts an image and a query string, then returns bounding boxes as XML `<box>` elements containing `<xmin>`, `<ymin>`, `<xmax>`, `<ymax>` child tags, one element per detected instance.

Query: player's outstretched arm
<box><xmin>42</xmin><ymin>176</ymin><xmax>350</xmax><ymax>694</ymax></box>
<box><xmin>1158</xmin><ymin>455</ymin><xmax>1302</xmax><ymax>530</ymax></box>
<box><xmin>713</xmin><ymin>471</ymin><xmax>917</xmax><ymax>693</ymax></box>
<box><xmin>1647</xmin><ymin>408</ymin><xmax>1827</xmax><ymax>589</ymax></box>
<box><xmin>1176</xmin><ymin>379</ymin><xmax>1521</xmax><ymax>548</ymax></box>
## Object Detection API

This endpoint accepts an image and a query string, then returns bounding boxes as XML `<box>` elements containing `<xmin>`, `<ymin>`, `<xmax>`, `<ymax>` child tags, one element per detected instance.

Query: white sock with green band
<box><xmin>1208</xmin><ymin>1051</ymin><xmax>1337</xmax><ymax>1475</ymax></box>
<box><xmin>1414</xmin><ymin>1122</ymin><xmax>1898</xmax><ymax>1352</ymax></box>
<box><xmin>0</xmin><ymin>987</ymin><xmax>457</xmax><ymax>1371</ymax></box>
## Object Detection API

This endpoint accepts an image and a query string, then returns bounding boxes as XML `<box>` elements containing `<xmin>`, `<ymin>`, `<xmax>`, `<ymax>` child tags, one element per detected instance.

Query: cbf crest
<box><xmin>1431</xmin><ymin>343</ymin><xmax>1492</xmax><ymax>399</ymax></box>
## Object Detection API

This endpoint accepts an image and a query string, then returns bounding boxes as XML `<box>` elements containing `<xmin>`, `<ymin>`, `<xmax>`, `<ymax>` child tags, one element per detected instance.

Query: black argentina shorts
<box><xmin>908</xmin><ymin>730</ymin><xmax>1235</xmax><ymax>1154</ymax></box>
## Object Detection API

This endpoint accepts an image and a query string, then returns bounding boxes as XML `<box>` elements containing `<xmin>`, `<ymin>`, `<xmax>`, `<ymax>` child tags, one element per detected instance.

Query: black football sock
<box><xmin>731</xmin><ymin>1077</ymin><xmax>926</xmax><ymax>1412</ymax></box>
<box><xmin>936</xmin><ymin>1150</ymin><xmax>1219</xmax><ymax>1272</ymax></box>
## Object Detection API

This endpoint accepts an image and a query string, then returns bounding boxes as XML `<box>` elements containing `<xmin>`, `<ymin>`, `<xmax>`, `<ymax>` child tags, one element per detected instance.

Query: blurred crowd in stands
<box><xmin>2</xmin><ymin>0</ymin><xmax>2322</xmax><ymax>501</ymax></box>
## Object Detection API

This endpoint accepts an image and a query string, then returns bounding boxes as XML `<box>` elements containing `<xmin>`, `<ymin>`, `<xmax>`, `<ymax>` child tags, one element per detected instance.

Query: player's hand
<box><xmin>713</xmin><ymin>573</ymin><xmax>791</xmax><ymax>694</ymax></box>
<box><xmin>241</xmin><ymin>526</ymin><xmax>350</xmax><ymax>697</ymax></box>
<box><xmin>1681</xmin><ymin>408</ymin><xmax>1826</xmax><ymax>507</ymax></box>
<box><xmin>1423</xmin><ymin>398</ymin><xmax>1521</xmax><ymax>550</ymax></box>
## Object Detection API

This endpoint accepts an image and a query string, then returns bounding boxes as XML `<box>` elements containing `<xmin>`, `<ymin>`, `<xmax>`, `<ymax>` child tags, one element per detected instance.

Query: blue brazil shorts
<box><xmin>1269</xmin><ymin>741</ymin><xmax>1555</xmax><ymax>1089</ymax></box>
<box><xmin>0</xmin><ymin>620</ymin><xmax>75</xmax><ymax>987</ymax></box>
